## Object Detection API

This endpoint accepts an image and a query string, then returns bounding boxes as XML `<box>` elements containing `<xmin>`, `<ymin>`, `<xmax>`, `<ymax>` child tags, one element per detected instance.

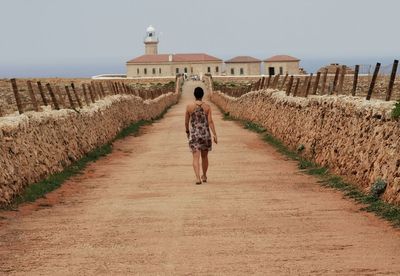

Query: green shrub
<box><xmin>243</xmin><ymin>121</ymin><xmax>266</xmax><ymax>133</ymax></box>
<box><xmin>223</xmin><ymin>112</ymin><xmax>233</xmax><ymax>121</ymax></box>
<box><xmin>391</xmin><ymin>101</ymin><xmax>400</xmax><ymax>119</ymax></box>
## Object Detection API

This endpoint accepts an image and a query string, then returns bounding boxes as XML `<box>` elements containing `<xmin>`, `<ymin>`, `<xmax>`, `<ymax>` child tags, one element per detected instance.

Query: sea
<box><xmin>0</xmin><ymin>57</ymin><xmax>397</xmax><ymax>78</ymax></box>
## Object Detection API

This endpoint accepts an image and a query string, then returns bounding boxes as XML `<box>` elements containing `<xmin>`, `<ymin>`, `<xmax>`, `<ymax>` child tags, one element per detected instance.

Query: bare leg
<box><xmin>201</xmin><ymin>150</ymin><xmax>209</xmax><ymax>181</ymax></box>
<box><xmin>192</xmin><ymin>150</ymin><xmax>201</xmax><ymax>183</ymax></box>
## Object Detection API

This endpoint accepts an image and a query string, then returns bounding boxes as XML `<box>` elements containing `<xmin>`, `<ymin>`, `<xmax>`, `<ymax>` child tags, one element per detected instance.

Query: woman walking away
<box><xmin>185</xmin><ymin>87</ymin><xmax>218</xmax><ymax>184</ymax></box>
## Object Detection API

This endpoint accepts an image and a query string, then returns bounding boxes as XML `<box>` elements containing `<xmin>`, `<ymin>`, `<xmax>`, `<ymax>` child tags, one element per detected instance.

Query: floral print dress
<box><xmin>189</xmin><ymin>103</ymin><xmax>212</xmax><ymax>152</ymax></box>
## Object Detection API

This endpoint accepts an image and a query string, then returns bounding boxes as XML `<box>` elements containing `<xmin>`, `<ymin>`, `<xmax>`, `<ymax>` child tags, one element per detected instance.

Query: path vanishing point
<box><xmin>1</xmin><ymin>81</ymin><xmax>400</xmax><ymax>275</ymax></box>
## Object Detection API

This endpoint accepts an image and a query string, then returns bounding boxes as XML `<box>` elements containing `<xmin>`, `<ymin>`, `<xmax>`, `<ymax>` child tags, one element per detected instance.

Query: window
<box><xmin>240</xmin><ymin>68</ymin><xmax>244</xmax><ymax>75</ymax></box>
<box><xmin>268</xmin><ymin>67</ymin><xmax>275</xmax><ymax>76</ymax></box>
<box><xmin>159</xmin><ymin>68</ymin><xmax>161</xmax><ymax>74</ymax></box>
<box><xmin>191</xmin><ymin>67</ymin><xmax>193</xmax><ymax>73</ymax></box>
<box><xmin>152</xmin><ymin>68</ymin><xmax>156</xmax><ymax>74</ymax></box>
<box><xmin>176</xmin><ymin>68</ymin><xmax>179</xmax><ymax>74</ymax></box>
<box><xmin>231</xmin><ymin>68</ymin><xmax>235</xmax><ymax>75</ymax></box>
<box><xmin>144</xmin><ymin>68</ymin><xmax>147</xmax><ymax>75</ymax></box>
<box><xmin>137</xmin><ymin>68</ymin><xmax>139</xmax><ymax>75</ymax></box>
<box><xmin>215</xmin><ymin>66</ymin><xmax>219</xmax><ymax>73</ymax></box>
<box><xmin>207</xmin><ymin>67</ymin><xmax>211</xmax><ymax>73</ymax></box>
<box><xmin>184</xmin><ymin>67</ymin><xmax>188</xmax><ymax>73</ymax></box>
<box><xmin>279</xmin><ymin>67</ymin><xmax>283</xmax><ymax>75</ymax></box>
<box><xmin>149</xmin><ymin>33</ymin><xmax>153</xmax><ymax>37</ymax></box>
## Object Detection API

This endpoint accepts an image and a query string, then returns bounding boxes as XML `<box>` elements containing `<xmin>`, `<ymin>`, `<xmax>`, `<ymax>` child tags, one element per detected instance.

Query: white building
<box><xmin>126</xmin><ymin>26</ymin><xmax>223</xmax><ymax>78</ymax></box>
<box><xmin>225</xmin><ymin>56</ymin><xmax>261</xmax><ymax>76</ymax></box>
<box><xmin>263</xmin><ymin>55</ymin><xmax>300</xmax><ymax>75</ymax></box>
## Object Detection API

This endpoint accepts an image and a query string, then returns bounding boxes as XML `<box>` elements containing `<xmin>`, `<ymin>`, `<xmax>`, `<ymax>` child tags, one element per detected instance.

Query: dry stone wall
<box><xmin>213</xmin><ymin>76</ymin><xmax>261</xmax><ymax>82</ymax></box>
<box><xmin>210</xmin><ymin>89</ymin><xmax>400</xmax><ymax>205</ymax></box>
<box><xmin>0</xmin><ymin>77</ymin><xmax>175</xmax><ymax>116</ymax></box>
<box><xmin>0</xmin><ymin>91</ymin><xmax>178</xmax><ymax>205</ymax></box>
<box><xmin>214</xmin><ymin>75</ymin><xmax>400</xmax><ymax>101</ymax></box>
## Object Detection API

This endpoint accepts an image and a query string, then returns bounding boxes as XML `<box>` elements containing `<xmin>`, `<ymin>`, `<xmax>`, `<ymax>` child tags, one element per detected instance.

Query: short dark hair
<box><xmin>194</xmin><ymin>87</ymin><xmax>204</xmax><ymax>100</ymax></box>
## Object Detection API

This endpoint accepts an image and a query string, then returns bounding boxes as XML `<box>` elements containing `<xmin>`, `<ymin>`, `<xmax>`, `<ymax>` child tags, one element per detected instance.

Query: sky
<box><xmin>0</xmin><ymin>0</ymin><xmax>399</xmax><ymax>77</ymax></box>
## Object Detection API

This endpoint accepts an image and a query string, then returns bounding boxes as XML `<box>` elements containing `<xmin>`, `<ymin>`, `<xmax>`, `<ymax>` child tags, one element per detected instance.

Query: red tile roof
<box><xmin>225</xmin><ymin>56</ymin><xmax>261</xmax><ymax>63</ymax></box>
<box><xmin>264</xmin><ymin>55</ymin><xmax>300</xmax><ymax>62</ymax></box>
<box><xmin>127</xmin><ymin>53</ymin><xmax>222</xmax><ymax>64</ymax></box>
<box><xmin>127</xmin><ymin>54</ymin><xmax>170</xmax><ymax>63</ymax></box>
<box><xmin>173</xmin><ymin>53</ymin><xmax>222</xmax><ymax>62</ymax></box>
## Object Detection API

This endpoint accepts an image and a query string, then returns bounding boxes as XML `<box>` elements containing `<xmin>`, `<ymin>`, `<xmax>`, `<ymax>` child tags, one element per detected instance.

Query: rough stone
<box><xmin>0</xmin><ymin>91</ymin><xmax>178</xmax><ymax>205</ymax></box>
<box><xmin>210</xmin><ymin>89</ymin><xmax>400</xmax><ymax>205</ymax></box>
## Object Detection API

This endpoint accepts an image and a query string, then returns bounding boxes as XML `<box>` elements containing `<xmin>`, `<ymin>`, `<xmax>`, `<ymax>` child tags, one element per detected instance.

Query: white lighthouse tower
<box><xmin>144</xmin><ymin>25</ymin><xmax>158</xmax><ymax>55</ymax></box>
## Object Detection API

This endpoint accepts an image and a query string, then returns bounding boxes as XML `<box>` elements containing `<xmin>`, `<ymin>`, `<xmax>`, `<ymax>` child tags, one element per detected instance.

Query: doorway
<box><xmin>268</xmin><ymin>67</ymin><xmax>275</xmax><ymax>76</ymax></box>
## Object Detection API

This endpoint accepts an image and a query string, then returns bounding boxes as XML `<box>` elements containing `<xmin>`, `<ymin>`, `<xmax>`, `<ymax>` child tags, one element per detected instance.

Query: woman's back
<box><xmin>187</xmin><ymin>102</ymin><xmax>210</xmax><ymax>115</ymax></box>
<box><xmin>188</xmin><ymin>102</ymin><xmax>212</xmax><ymax>152</ymax></box>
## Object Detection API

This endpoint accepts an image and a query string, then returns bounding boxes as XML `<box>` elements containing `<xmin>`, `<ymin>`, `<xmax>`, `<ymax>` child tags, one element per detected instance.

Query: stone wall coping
<box><xmin>0</xmin><ymin>93</ymin><xmax>174</xmax><ymax>133</ymax></box>
<box><xmin>215</xmin><ymin>89</ymin><xmax>397</xmax><ymax>121</ymax></box>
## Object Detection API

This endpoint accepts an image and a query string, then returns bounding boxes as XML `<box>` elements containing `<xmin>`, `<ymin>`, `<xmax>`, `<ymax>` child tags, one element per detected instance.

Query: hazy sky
<box><xmin>1</xmin><ymin>0</ymin><xmax>399</xmax><ymax>77</ymax></box>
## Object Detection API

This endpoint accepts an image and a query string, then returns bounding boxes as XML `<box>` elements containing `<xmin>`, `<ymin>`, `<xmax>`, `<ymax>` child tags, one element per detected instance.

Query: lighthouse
<box><xmin>144</xmin><ymin>25</ymin><xmax>158</xmax><ymax>55</ymax></box>
<box><xmin>126</xmin><ymin>25</ymin><xmax>223</xmax><ymax>77</ymax></box>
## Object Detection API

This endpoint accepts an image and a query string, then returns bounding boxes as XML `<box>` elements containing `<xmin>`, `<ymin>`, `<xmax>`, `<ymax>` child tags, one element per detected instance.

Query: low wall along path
<box><xmin>0</xmin><ymin>80</ymin><xmax>180</xmax><ymax>205</ymax></box>
<box><xmin>210</xmin><ymin>87</ymin><xmax>400</xmax><ymax>205</ymax></box>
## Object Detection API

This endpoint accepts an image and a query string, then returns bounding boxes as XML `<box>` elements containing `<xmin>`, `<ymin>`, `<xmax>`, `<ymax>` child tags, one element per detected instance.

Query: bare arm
<box><xmin>207</xmin><ymin>107</ymin><xmax>218</xmax><ymax>144</ymax></box>
<box><xmin>185</xmin><ymin>106</ymin><xmax>190</xmax><ymax>138</ymax></box>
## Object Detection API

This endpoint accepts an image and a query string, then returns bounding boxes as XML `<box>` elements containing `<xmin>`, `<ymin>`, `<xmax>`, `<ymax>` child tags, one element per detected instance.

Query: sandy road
<box><xmin>0</xmin><ymin>80</ymin><xmax>400</xmax><ymax>275</ymax></box>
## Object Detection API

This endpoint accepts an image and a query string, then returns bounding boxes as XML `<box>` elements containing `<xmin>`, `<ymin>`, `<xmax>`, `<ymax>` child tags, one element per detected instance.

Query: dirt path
<box><xmin>1</xmin><ymin>80</ymin><xmax>400</xmax><ymax>275</ymax></box>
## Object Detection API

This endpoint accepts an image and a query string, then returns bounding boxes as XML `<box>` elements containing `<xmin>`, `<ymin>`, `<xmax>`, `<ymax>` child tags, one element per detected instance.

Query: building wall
<box><xmin>145</xmin><ymin>43</ymin><xmax>158</xmax><ymax>55</ymax></box>
<box><xmin>127</xmin><ymin>62</ymin><xmax>223</xmax><ymax>78</ymax></box>
<box><xmin>173</xmin><ymin>62</ymin><xmax>222</xmax><ymax>76</ymax></box>
<box><xmin>127</xmin><ymin>63</ymin><xmax>173</xmax><ymax>78</ymax></box>
<box><xmin>264</xmin><ymin>61</ymin><xmax>300</xmax><ymax>75</ymax></box>
<box><xmin>128</xmin><ymin>60</ymin><xmax>302</xmax><ymax>77</ymax></box>
<box><xmin>225</xmin><ymin>63</ymin><xmax>261</xmax><ymax>76</ymax></box>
